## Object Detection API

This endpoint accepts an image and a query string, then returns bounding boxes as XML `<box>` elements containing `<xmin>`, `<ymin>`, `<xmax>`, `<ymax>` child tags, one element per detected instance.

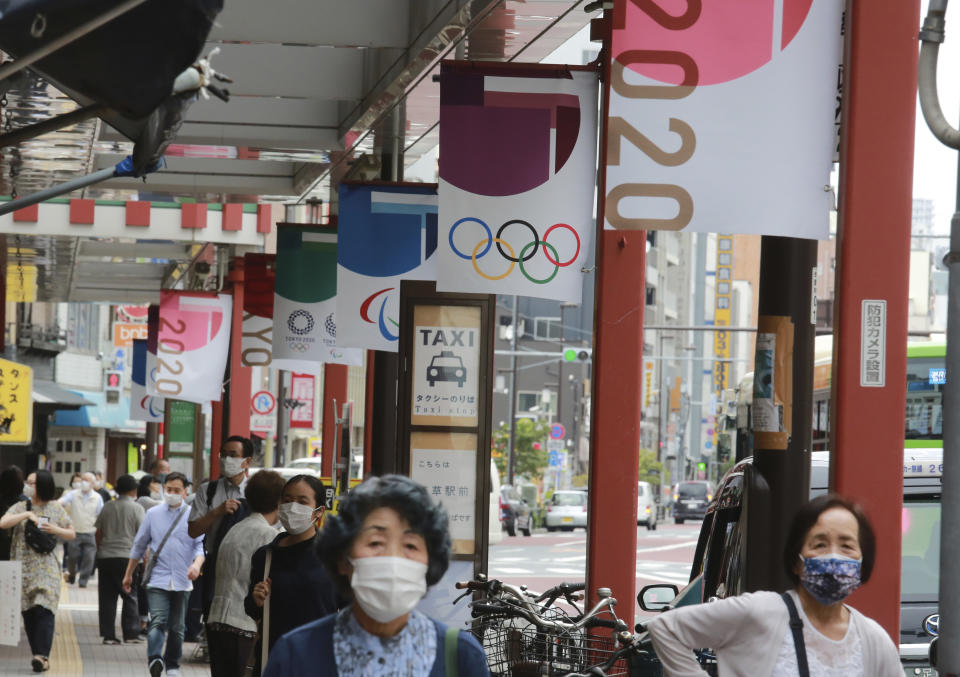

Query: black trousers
<box><xmin>22</xmin><ymin>606</ymin><xmax>55</xmax><ymax>657</ymax></box>
<box><xmin>207</xmin><ymin>626</ymin><xmax>256</xmax><ymax>677</ymax></box>
<box><xmin>97</xmin><ymin>558</ymin><xmax>140</xmax><ymax>640</ymax></box>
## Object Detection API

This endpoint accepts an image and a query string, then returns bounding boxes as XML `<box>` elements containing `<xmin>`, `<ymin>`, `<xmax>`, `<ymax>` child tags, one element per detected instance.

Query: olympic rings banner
<box><xmin>604</xmin><ymin>0</ymin><xmax>842</xmax><ymax>236</ymax></box>
<box><xmin>337</xmin><ymin>182</ymin><xmax>438</xmax><ymax>352</ymax></box>
<box><xmin>273</xmin><ymin>226</ymin><xmax>362</xmax><ymax>366</ymax></box>
<box><xmin>436</xmin><ymin>62</ymin><xmax>598</xmax><ymax>303</ymax></box>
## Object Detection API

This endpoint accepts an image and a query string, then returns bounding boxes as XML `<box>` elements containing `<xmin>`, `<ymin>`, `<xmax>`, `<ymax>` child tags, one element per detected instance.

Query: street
<box><xmin>488</xmin><ymin>521</ymin><xmax>701</xmax><ymax>619</ymax></box>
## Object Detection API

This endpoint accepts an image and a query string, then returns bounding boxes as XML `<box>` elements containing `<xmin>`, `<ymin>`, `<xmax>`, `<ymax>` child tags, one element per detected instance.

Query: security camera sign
<box><xmin>412</xmin><ymin>318</ymin><xmax>481</xmax><ymax>427</ymax></box>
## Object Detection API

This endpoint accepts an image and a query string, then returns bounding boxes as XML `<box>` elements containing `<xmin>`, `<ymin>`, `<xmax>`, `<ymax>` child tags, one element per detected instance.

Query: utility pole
<box><xmin>506</xmin><ymin>295</ymin><xmax>519</xmax><ymax>485</ymax></box>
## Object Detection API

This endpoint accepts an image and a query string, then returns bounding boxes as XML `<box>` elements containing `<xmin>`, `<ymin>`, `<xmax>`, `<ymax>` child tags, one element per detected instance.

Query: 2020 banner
<box><xmin>147</xmin><ymin>291</ymin><xmax>232</xmax><ymax>404</ymax></box>
<box><xmin>337</xmin><ymin>183</ymin><xmax>438</xmax><ymax>352</ymax></box>
<box><xmin>273</xmin><ymin>227</ymin><xmax>362</xmax><ymax>365</ymax></box>
<box><xmin>604</xmin><ymin>0</ymin><xmax>842</xmax><ymax>237</ymax></box>
<box><xmin>130</xmin><ymin>339</ymin><xmax>162</xmax><ymax>422</ymax></box>
<box><xmin>436</xmin><ymin>62</ymin><xmax>598</xmax><ymax>303</ymax></box>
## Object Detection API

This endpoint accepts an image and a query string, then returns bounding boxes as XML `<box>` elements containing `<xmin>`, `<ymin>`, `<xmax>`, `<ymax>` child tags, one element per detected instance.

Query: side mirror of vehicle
<box><xmin>638</xmin><ymin>583</ymin><xmax>679</xmax><ymax>612</ymax></box>
<box><xmin>929</xmin><ymin>637</ymin><xmax>939</xmax><ymax>669</ymax></box>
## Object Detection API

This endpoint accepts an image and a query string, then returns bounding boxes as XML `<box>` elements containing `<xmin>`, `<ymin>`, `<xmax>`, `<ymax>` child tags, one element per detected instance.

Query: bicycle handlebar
<box><xmin>455</xmin><ymin>580</ymin><xmax>487</xmax><ymax>591</ymax></box>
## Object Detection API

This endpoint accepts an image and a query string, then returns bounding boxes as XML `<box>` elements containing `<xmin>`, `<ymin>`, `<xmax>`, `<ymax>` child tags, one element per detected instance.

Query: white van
<box><xmin>489</xmin><ymin>459</ymin><xmax>503</xmax><ymax>546</ymax></box>
<box><xmin>637</xmin><ymin>481</ymin><xmax>658</xmax><ymax>530</ymax></box>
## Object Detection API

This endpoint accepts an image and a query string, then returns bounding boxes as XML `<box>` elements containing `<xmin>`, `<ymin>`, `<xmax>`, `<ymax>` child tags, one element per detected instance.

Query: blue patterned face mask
<box><xmin>799</xmin><ymin>553</ymin><xmax>862</xmax><ymax>605</ymax></box>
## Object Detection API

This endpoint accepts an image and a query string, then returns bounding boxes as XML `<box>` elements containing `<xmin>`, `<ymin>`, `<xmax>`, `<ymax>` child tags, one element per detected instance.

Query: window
<box><xmin>75</xmin><ymin>440</ymin><xmax>82</xmax><ymax>453</ymax></box>
<box><xmin>533</xmin><ymin>317</ymin><xmax>562</xmax><ymax>340</ymax></box>
<box><xmin>73</xmin><ymin>462</ymin><xmax>82</xmax><ymax>472</ymax></box>
<box><xmin>54</xmin><ymin>462</ymin><xmax>62</xmax><ymax>473</ymax></box>
<box><xmin>56</xmin><ymin>440</ymin><xmax>63</xmax><ymax>452</ymax></box>
<box><xmin>65</xmin><ymin>440</ymin><xmax>73</xmax><ymax>452</ymax></box>
<box><xmin>517</xmin><ymin>391</ymin><xmax>540</xmax><ymax>413</ymax></box>
<box><xmin>645</xmin><ymin>286</ymin><xmax>656</xmax><ymax>306</ymax></box>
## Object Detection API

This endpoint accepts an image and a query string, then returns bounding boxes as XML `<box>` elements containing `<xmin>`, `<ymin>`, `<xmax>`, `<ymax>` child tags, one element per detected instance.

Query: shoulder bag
<box><xmin>781</xmin><ymin>592</ymin><xmax>810</xmax><ymax>677</ymax></box>
<box><xmin>142</xmin><ymin>505</ymin><xmax>187</xmax><ymax>587</ymax></box>
<box><xmin>444</xmin><ymin>626</ymin><xmax>459</xmax><ymax>677</ymax></box>
<box><xmin>23</xmin><ymin>500</ymin><xmax>57</xmax><ymax>554</ymax></box>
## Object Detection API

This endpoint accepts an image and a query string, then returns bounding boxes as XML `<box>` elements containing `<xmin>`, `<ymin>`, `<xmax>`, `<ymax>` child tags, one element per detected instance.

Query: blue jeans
<box><xmin>145</xmin><ymin>587</ymin><xmax>190</xmax><ymax>669</ymax></box>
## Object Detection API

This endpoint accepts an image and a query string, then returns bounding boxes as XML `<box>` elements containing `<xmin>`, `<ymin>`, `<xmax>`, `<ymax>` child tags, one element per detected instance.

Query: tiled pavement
<box><xmin>0</xmin><ymin>573</ymin><xmax>210</xmax><ymax>677</ymax></box>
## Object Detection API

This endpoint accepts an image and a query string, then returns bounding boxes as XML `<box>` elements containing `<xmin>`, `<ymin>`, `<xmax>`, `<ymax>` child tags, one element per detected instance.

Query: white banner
<box><xmin>0</xmin><ymin>561</ymin><xmax>21</xmax><ymax>646</ymax></box>
<box><xmin>436</xmin><ymin>64</ymin><xmax>598</xmax><ymax>302</ymax></box>
<box><xmin>604</xmin><ymin>0</ymin><xmax>842</xmax><ymax>237</ymax></box>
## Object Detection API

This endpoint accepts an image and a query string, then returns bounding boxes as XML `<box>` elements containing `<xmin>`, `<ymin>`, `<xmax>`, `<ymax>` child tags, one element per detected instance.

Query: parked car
<box><xmin>285</xmin><ymin>457</ymin><xmax>325</xmax><ymax>475</ymax></box>
<box><xmin>545</xmin><ymin>490</ymin><xmax>588</xmax><ymax>531</ymax></box>
<box><xmin>672</xmin><ymin>480</ymin><xmax>712</xmax><ymax>524</ymax></box>
<box><xmin>500</xmin><ymin>484</ymin><xmax>533</xmax><ymax>537</ymax></box>
<box><xmin>249</xmin><ymin>466</ymin><xmax>320</xmax><ymax>482</ymax></box>
<box><xmin>638</xmin><ymin>449</ymin><xmax>942</xmax><ymax>675</ymax></box>
<box><xmin>637</xmin><ymin>481</ymin><xmax>658</xmax><ymax>530</ymax></box>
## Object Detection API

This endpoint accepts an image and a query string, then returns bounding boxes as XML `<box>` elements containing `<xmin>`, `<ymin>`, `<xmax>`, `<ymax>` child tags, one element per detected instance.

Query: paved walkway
<box><xmin>0</xmin><ymin>574</ymin><xmax>210</xmax><ymax>677</ymax></box>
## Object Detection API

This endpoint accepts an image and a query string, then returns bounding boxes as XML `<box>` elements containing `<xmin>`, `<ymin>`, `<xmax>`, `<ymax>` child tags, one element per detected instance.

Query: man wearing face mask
<box><xmin>188</xmin><ymin>436</ymin><xmax>254</xmax><ymax>623</ymax></box>
<box><xmin>123</xmin><ymin>472</ymin><xmax>204</xmax><ymax>677</ymax></box>
<box><xmin>95</xmin><ymin>474</ymin><xmax>144</xmax><ymax>644</ymax></box>
<box><xmin>59</xmin><ymin>471</ymin><xmax>103</xmax><ymax>587</ymax></box>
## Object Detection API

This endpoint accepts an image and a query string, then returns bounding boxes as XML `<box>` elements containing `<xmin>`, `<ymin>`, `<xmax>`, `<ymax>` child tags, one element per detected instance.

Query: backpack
<box><xmin>23</xmin><ymin>500</ymin><xmax>57</xmax><ymax>554</ymax></box>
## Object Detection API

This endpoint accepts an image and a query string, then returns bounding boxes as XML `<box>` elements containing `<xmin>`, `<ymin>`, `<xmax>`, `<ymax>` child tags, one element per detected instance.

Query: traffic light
<box><xmin>563</xmin><ymin>346</ymin><xmax>592</xmax><ymax>362</ymax></box>
<box><xmin>697</xmin><ymin>461</ymin><xmax>706</xmax><ymax>472</ymax></box>
<box><xmin>105</xmin><ymin>370</ymin><xmax>122</xmax><ymax>404</ymax></box>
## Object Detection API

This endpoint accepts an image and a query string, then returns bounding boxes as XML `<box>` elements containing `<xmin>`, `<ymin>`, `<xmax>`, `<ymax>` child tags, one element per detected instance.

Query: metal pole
<box><xmin>0</xmin><ymin>104</ymin><xmax>107</xmax><ymax>148</ymax></box>
<box><xmin>0</xmin><ymin>167</ymin><xmax>116</xmax><ymax>216</ymax></box>
<box><xmin>275</xmin><ymin>371</ymin><xmax>288</xmax><ymax>467</ymax></box>
<box><xmin>506</xmin><ymin>296</ymin><xmax>519</xmax><ymax>485</ymax></box>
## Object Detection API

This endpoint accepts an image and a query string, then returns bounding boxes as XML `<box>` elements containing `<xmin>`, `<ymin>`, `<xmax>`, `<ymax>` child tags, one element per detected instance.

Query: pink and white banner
<box><xmin>603</xmin><ymin>0</ymin><xmax>842</xmax><ymax>237</ymax></box>
<box><xmin>288</xmin><ymin>373</ymin><xmax>316</xmax><ymax>429</ymax></box>
<box><xmin>147</xmin><ymin>291</ymin><xmax>233</xmax><ymax>404</ymax></box>
<box><xmin>436</xmin><ymin>62</ymin><xmax>598</xmax><ymax>303</ymax></box>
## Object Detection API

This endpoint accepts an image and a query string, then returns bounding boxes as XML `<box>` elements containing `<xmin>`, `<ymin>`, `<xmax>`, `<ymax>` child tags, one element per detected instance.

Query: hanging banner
<box><xmin>131</xmin><ymin>339</ymin><xmax>163</xmax><ymax>422</ymax></box>
<box><xmin>0</xmin><ymin>359</ymin><xmax>31</xmax><ymax>444</ymax></box>
<box><xmin>436</xmin><ymin>62</ymin><xmax>598</xmax><ymax>302</ymax></box>
<box><xmin>272</xmin><ymin>226</ymin><xmax>362</xmax><ymax>365</ymax></box>
<box><xmin>604</xmin><ymin>0</ymin><xmax>842</xmax><ymax>237</ymax></box>
<box><xmin>241</xmin><ymin>253</ymin><xmax>277</xmax><ymax>368</ymax></box>
<box><xmin>289</xmin><ymin>372</ymin><xmax>316</xmax><ymax>429</ymax></box>
<box><xmin>337</xmin><ymin>183</ymin><xmax>438</xmax><ymax>351</ymax></box>
<box><xmin>147</xmin><ymin>291</ymin><xmax>232</xmax><ymax>404</ymax></box>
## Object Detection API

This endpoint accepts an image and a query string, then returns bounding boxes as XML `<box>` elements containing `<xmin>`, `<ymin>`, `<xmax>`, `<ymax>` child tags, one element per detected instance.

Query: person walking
<box><xmin>95</xmin><ymin>473</ymin><xmax>145</xmax><ymax>645</ymax></box>
<box><xmin>59</xmin><ymin>470</ymin><xmax>103</xmax><ymax>587</ymax></box>
<box><xmin>647</xmin><ymin>493</ymin><xmax>902</xmax><ymax>676</ymax></box>
<box><xmin>94</xmin><ymin>471</ymin><xmax>114</xmax><ymax>503</ymax></box>
<box><xmin>206</xmin><ymin>469</ymin><xmax>285</xmax><ymax>677</ymax></box>
<box><xmin>123</xmin><ymin>472</ymin><xmax>204</xmax><ymax>677</ymax></box>
<box><xmin>263</xmin><ymin>474</ymin><xmax>488</xmax><ymax>677</ymax></box>
<box><xmin>244</xmin><ymin>475</ymin><xmax>340</xmax><ymax>675</ymax></box>
<box><xmin>0</xmin><ymin>465</ymin><xmax>25</xmax><ymax>560</ymax></box>
<box><xmin>0</xmin><ymin>470</ymin><xmax>76</xmax><ymax>672</ymax></box>
<box><xmin>138</xmin><ymin>474</ymin><xmax>163</xmax><ymax>511</ymax></box>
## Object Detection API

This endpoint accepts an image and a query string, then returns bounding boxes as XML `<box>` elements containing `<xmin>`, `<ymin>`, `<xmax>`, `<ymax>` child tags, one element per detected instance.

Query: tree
<box><xmin>638</xmin><ymin>448</ymin><xmax>669</xmax><ymax>487</ymax></box>
<box><xmin>491</xmin><ymin>418</ymin><xmax>551</xmax><ymax>481</ymax></box>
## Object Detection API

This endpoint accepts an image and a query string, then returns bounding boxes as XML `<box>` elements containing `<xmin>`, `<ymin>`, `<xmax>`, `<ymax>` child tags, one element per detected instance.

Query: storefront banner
<box><xmin>146</xmin><ymin>291</ymin><xmax>232</xmax><ymax>404</ymax></box>
<box><xmin>272</xmin><ymin>227</ymin><xmax>362</xmax><ymax>366</ymax></box>
<box><xmin>604</xmin><ymin>0</ymin><xmax>842</xmax><ymax>237</ymax></box>
<box><xmin>436</xmin><ymin>62</ymin><xmax>598</xmax><ymax>303</ymax></box>
<box><xmin>288</xmin><ymin>372</ymin><xmax>316</xmax><ymax>429</ymax></box>
<box><xmin>240</xmin><ymin>253</ymin><xmax>277</xmax><ymax>367</ymax></box>
<box><xmin>337</xmin><ymin>183</ymin><xmax>438</xmax><ymax>351</ymax></box>
<box><xmin>130</xmin><ymin>339</ymin><xmax>163</xmax><ymax>422</ymax></box>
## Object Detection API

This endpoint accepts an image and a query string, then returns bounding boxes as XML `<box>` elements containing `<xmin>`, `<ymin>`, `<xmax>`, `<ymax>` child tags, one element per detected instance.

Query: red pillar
<box><xmin>322</xmin><ymin>364</ymin><xmax>349</xmax><ymax>480</ymax></box>
<box><xmin>227</xmin><ymin>259</ymin><xmax>253</xmax><ymax>441</ymax></box>
<box><xmin>831</xmin><ymin>0</ymin><xmax>919</xmax><ymax>639</ymax></box>
<box><xmin>585</xmin><ymin>13</ymin><xmax>643</xmax><ymax>624</ymax></box>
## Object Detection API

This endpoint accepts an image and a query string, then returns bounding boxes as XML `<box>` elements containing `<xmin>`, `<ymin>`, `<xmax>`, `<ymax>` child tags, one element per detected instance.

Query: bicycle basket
<box><xmin>479</xmin><ymin>621</ymin><xmax>628</xmax><ymax>677</ymax></box>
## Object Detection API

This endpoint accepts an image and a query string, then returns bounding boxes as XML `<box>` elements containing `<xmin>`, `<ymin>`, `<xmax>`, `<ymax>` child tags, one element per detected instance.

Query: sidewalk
<box><xmin>0</xmin><ymin>575</ymin><xmax>210</xmax><ymax>677</ymax></box>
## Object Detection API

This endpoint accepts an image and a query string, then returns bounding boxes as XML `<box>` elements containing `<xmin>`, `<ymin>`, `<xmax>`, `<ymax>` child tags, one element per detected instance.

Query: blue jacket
<box><xmin>263</xmin><ymin>613</ymin><xmax>490</xmax><ymax>677</ymax></box>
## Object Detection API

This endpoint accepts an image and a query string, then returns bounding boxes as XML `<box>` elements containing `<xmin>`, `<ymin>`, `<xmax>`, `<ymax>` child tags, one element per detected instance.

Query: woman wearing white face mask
<box><xmin>262</xmin><ymin>474</ymin><xmax>489</xmax><ymax>677</ymax></box>
<box><xmin>647</xmin><ymin>494</ymin><xmax>901</xmax><ymax>676</ymax></box>
<box><xmin>244</xmin><ymin>475</ymin><xmax>341</xmax><ymax>676</ymax></box>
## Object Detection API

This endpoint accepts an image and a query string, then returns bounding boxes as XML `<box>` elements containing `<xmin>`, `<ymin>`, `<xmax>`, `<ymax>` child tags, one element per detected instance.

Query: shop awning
<box><xmin>51</xmin><ymin>389</ymin><xmax>144</xmax><ymax>434</ymax></box>
<box><xmin>33</xmin><ymin>380</ymin><xmax>95</xmax><ymax>409</ymax></box>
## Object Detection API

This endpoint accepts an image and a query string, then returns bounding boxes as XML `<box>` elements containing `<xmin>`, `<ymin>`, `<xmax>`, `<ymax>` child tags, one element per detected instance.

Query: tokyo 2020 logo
<box><xmin>287</xmin><ymin>310</ymin><xmax>315</xmax><ymax>336</ymax></box>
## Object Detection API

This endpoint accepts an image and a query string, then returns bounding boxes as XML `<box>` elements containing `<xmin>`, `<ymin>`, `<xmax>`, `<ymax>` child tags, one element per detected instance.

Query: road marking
<box><xmin>636</xmin><ymin>540</ymin><xmax>698</xmax><ymax>554</ymax></box>
<box><xmin>545</xmin><ymin>568</ymin><xmax>583</xmax><ymax>575</ymax></box>
<box><xmin>489</xmin><ymin>557</ymin><xmax>527</xmax><ymax>563</ymax></box>
<box><xmin>491</xmin><ymin>567</ymin><xmax>533</xmax><ymax>574</ymax></box>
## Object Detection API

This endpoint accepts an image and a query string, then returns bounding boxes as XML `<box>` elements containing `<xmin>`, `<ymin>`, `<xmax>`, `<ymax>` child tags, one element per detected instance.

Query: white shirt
<box><xmin>208</xmin><ymin>512</ymin><xmax>279</xmax><ymax>631</ymax></box>
<box><xmin>772</xmin><ymin>590</ymin><xmax>864</xmax><ymax>677</ymax></box>
<box><xmin>60</xmin><ymin>489</ymin><xmax>103</xmax><ymax>534</ymax></box>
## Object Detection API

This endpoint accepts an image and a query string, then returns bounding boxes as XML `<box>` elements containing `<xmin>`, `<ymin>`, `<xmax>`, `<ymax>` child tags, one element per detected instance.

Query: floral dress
<box><xmin>4</xmin><ymin>500</ymin><xmax>72</xmax><ymax>612</ymax></box>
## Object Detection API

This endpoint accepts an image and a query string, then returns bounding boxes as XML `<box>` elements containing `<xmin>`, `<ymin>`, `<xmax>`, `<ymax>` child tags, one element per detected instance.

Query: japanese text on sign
<box><xmin>860</xmin><ymin>300</ymin><xmax>886</xmax><ymax>387</ymax></box>
<box><xmin>411</xmin><ymin>447</ymin><xmax>476</xmax><ymax>548</ymax></box>
<box><xmin>412</xmin><ymin>326</ymin><xmax>480</xmax><ymax>424</ymax></box>
<box><xmin>0</xmin><ymin>561</ymin><xmax>22</xmax><ymax>645</ymax></box>
<box><xmin>0</xmin><ymin>359</ymin><xmax>32</xmax><ymax>444</ymax></box>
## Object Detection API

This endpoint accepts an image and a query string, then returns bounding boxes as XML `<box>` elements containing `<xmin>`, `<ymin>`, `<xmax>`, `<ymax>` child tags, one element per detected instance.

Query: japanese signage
<box><xmin>410</xmin><ymin>432</ymin><xmax>477</xmax><ymax>555</ymax></box>
<box><xmin>411</xmin><ymin>306</ymin><xmax>481</xmax><ymax>427</ymax></box>
<box><xmin>860</xmin><ymin>300</ymin><xmax>886</xmax><ymax>387</ymax></box>
<box><xmin>437</xmin><ymin>62</ymin><xmax>598</xmax><ymax>302</ymax></box>
<box><xmin>289</xmin><ymin>373</ymin><xmax>316</xmax><ymax>429</ymax></box>
<box><xmin>250</xmin><ymin>391</ymin><xmax>276</xmax><ymax>433</ymax></box>
<box><xmin>643</xmin><ymin>360</ymin><xmax>654</xmax><ymax>409</ymax></box>
<box><xmin>0</xmin><ymin>561</ymin><xmax>21</xmax><ymax>645</ymax></box>
<box><xmin>604</xmin><ymin>0</ymin><xmax>841</xmax><ymax>237</ymax></box>
<box><xmin>713</xmin><ymin>235</ymin><xmax>733</xmax><ymax>447</ymax></box>
<box><xmin>113</xmin><ymin>322</ymin><xmax>148</xmax><ymax>348</ymax></box>
<box><xmin>0</xmin><ymin>359</ymin><xmax>31</xmax><ymax>444</ymax></box>
<box><xmin>166</xmin><ymin>400</ymin><xmax>198</xmax><ymax>456</ymax></box>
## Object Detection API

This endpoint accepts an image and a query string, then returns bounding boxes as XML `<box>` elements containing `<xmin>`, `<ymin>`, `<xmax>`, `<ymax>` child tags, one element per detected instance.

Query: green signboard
<box><xmin>166</xmin><ymin>400</ymin><xmax>198</xmax><ymax>457</ymax></box>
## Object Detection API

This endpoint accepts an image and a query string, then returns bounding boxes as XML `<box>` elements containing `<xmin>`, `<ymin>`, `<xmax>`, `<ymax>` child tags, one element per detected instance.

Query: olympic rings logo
<box><xmin>448</xmin><ymin>218</ymin><xmax>581</xmax><ymax>284</ymax></box>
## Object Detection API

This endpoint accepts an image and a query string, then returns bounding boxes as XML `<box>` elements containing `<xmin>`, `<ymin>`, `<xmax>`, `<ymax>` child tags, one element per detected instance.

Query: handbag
<box><xmin>243</xmin><ymin>548</ymin><xmax>273</xmax><ymax>677</ymax></box>
<box><xmin>23</xmin><ymin>500</ymin><xmax>57</xmax><ymax>554</ymax></box>
<box><xmin>142</xmin><ymin>505</ymin><xmax>187</xmax><ymax>588</ymax></box>
<box><xmin>781</xmin><ymin>592</ymin><xmax>810</xmax><ymax>677</ymax></box>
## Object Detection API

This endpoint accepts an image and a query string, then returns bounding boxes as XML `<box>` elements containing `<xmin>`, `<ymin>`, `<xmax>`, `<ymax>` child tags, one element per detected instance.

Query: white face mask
<box><xmin>220</xmin><ymin>456</ymin><xmax>246</xmax><ymax>478</ymax></box>
<box><xmin>164</xmin><ymin>491</ymin><xmax>183</xmax><ymax>508</ymax></box>
<box><xmin>94</xmin><ymin>481</ymin><xmax>103</xmax><ymax>490</ymax></box>
<box><xmin>80</xmin><ymin>481</ymin><xmax>92</xmax><ymax>493</ymax></box>
<box><xmin>278</xmin><ymin>502</ymin><xmax>318</xmax><ymax>534</ymax></box>
<box><xmin>72</xmin><ymin>481</ymin><xmax>81</xmax><ymax>490</ymax></box>
<box><xmin>22</xmin><ymin>485</ymin><xmax>34</xmax><ymax>499</ymax></box>
<box><xmin>349</xmin><ymin>556</ymin><xmax>428</xmax><ymax>623</ymax></box>
<box><xmin>150</xmin><ymin>490</ymin><xmax>162</xmax><ymax>501</ymax></box>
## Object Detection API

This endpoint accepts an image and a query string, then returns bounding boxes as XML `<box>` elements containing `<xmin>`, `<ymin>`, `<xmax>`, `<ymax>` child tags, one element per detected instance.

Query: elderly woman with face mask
<box><xmin>262</xmin><ymin>474</ymin><xmax>488</xmax><ymax>677</ymax></box>
<box><xmin>647</xmin><ymin>494</ymin><xmax>901</xmax><ymax>677</ymax></box>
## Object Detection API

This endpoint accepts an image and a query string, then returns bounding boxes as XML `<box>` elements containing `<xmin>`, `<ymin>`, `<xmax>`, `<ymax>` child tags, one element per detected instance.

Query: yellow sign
<box><xmin>713</xmin><ymin>236</ymin><xmax>734</xmax><ymax>448</ymax></box>
<box><xmin>6</xmin><ymin>264</ymin><xmax>37</xmax><ymax>303</ymax></box>
<box><xmin>0</xmin><ymin>359</ymin><xmax>32</xmax><ymax>444</ymax></box>
<box><xmin>644</xmin><ymin>361</ymin><xmax>654</xmax><ymax>408</ymax></box>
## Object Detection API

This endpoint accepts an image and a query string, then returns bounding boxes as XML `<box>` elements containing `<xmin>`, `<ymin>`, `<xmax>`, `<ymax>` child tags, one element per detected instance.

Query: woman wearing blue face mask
<box><xmin>648</xmin><ymin>494</ymin><xmax>901</xmax><ymax>677</ymax></box>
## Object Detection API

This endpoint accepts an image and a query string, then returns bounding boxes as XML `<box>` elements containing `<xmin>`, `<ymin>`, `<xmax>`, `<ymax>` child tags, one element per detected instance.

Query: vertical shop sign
<box><xmin>411</xmin><ymin>306</ymin><xmax>481</xmax><ymax>427</ymax></box>
<box><xmin>0</xmin><ymin>561</ymin><xmax>21</xmax><ymax>645</ymax></box>
<box><xmin>166</xmin><ymin>400</ymin><xmax>199</xmax><ymax>456</ymax></box>
<box><xmin>288</xmin><ymin>373</ymin><xmax>316</xmax><ymax>429</ymax></box>
<box><xmin>604</xmin><ymin>0</ymin><xmax>842</xmax><ymax>237</ymax></box>
<box><xmin>712</xmin><ymin>236</ymin><xmax>733</xmax><ymax>447</ymax></box>
<box><xmin>0</xmin><ymin>359</ymin><xmax>31</xmax><ymax>444</ymax></box>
